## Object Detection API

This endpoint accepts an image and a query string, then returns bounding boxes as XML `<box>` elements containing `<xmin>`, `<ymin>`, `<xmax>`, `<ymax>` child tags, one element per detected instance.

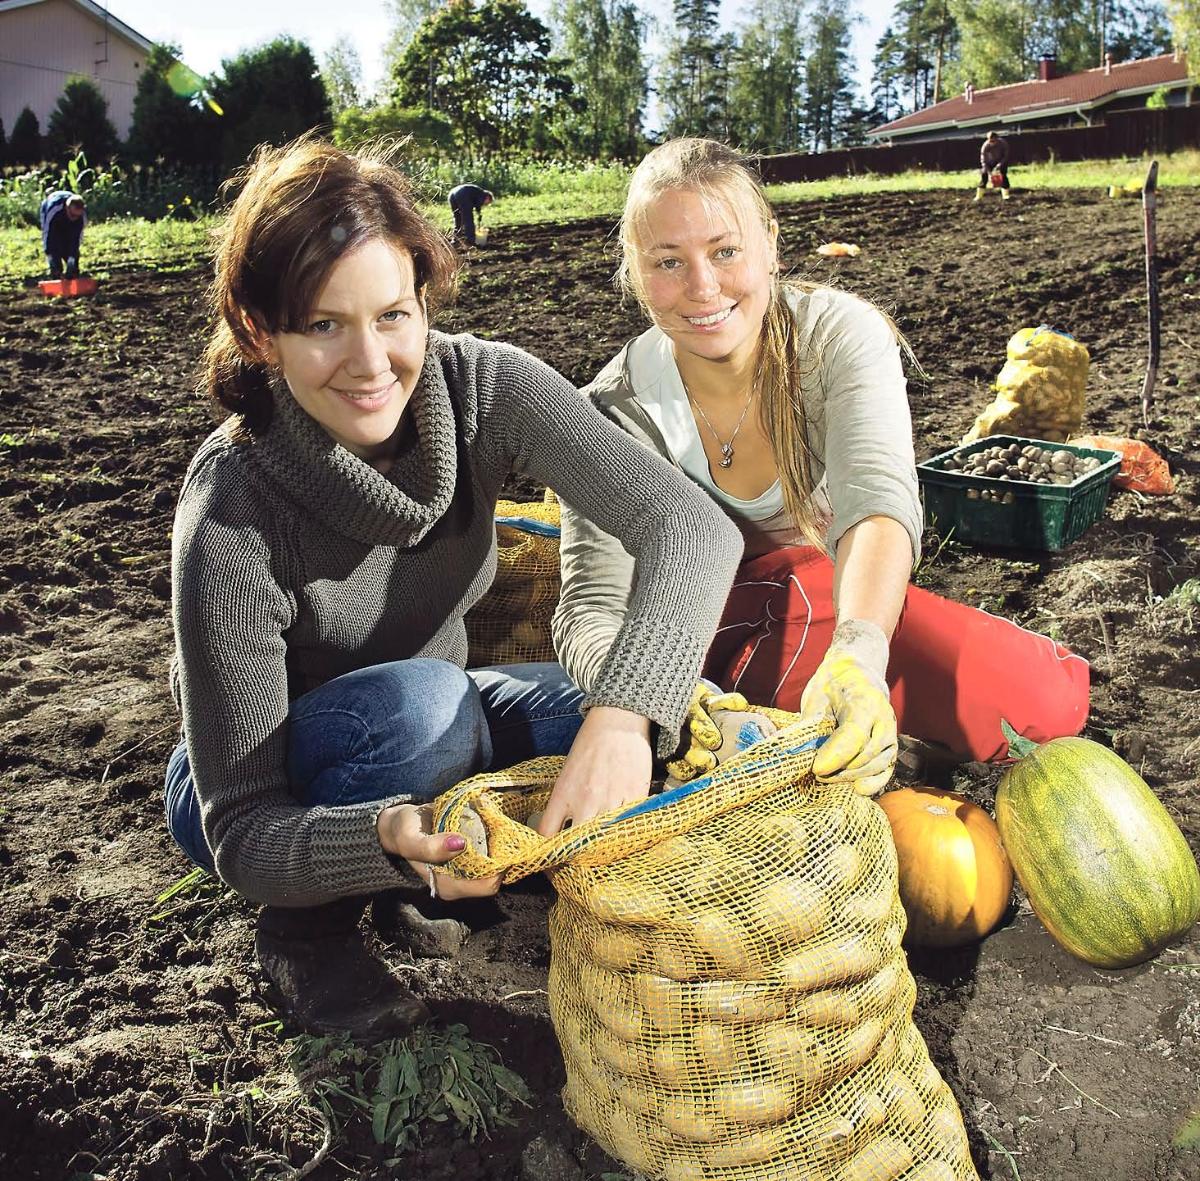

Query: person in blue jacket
<box><xmin>447</xmin><ymin>183</ymin><xmax>492</xmax><ymax>246</ymax></box>
<box><xmin>39</xmin><ymin>191</ymin><xmax>87</xmax><ymax>277</ymax></box>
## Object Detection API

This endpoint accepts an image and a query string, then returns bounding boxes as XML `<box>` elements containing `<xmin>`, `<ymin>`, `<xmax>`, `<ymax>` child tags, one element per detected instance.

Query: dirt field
<box><xmin>2</xmin><ymin>186</ymin><xmax>1199</xmax><ymax>1181</ymax></box>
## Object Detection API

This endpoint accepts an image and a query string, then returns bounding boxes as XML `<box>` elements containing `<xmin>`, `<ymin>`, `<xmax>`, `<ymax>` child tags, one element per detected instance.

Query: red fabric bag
<box><xmin>1070</xmin><ymin>435</ymin><xmax>1174</xmax><ymax>495</ymax></box>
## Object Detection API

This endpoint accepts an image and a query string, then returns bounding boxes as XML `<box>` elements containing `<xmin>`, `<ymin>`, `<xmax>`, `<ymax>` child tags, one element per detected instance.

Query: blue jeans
<box><xmin>164</xmin><ymin>660</ymin><xmax>583</xmax><ymax>874</ymax></box>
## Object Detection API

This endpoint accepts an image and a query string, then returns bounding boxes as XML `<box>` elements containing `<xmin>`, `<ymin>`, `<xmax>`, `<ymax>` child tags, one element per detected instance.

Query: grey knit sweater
<box><xmin>171</xmin><ymin>331</ymin><xmax>742</xmax><ymax>908</ymax></box>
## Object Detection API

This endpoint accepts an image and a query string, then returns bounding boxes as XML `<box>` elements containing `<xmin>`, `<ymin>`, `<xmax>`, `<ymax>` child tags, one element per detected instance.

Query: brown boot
<box><xmin>255</xmin><ymin>899</ymin><xmax>430</xmax><ymax>1042</ymax></box>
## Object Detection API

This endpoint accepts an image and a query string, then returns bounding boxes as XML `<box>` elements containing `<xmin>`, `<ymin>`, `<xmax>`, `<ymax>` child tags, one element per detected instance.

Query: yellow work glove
<box><xmin>665</xmin><ymin>682</ymin><xmax>778</xmax><ymax>785</ymax></box>
<box><xmin>799</xmin><ymin>620</ymin><xmax>897</xmax><ymax>797</ymax></box>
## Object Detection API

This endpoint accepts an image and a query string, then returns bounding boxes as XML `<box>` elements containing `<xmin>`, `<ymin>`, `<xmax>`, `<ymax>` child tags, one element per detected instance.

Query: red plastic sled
<box><xmin>39</xmin><ymin>277</ymin><xmax>98</xmax><ymax>298</ymax></box>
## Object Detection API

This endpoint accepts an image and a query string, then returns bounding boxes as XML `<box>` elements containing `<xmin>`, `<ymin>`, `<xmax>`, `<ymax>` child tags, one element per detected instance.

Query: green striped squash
<box><xmin>995</xmin><ymin>736</ymin><xmax>1200</xmax><ymax>968</ymax></box>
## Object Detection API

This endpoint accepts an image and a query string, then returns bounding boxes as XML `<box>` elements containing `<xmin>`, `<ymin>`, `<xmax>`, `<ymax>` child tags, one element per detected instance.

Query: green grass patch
<box><xmin>2</xmin><ymin>150</ymin><xmax>1195</xmax><ymax>283</ymax></box>
<box><xmin>0</xmin><ymin>215</ymin><xmax>216</xmax><ymax>283</ymax></box>
<box><xmin>765</xmin><ymin>149</ymin><xmax>1200</xmax><ymax>203</ymax></box>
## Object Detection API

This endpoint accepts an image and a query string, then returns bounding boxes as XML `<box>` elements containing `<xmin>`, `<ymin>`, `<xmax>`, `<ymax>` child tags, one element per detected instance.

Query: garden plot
<box><xmin>1</xmin><ymin>187</ymin><xmax>1198</xmax><ymax>1181</ymax></box>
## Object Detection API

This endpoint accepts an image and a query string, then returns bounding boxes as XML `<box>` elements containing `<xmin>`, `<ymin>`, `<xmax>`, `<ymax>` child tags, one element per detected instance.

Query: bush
<box><xmin>9</xmin><ymin>108</ymin><xmax>41</xmax><ymax>167</ymax></box>
<box><xmin>332</xmin><ymin>104</ymin><xmax>454</xmax><ymax>153</ymax></box>
<box><xmin>45</xmin><ymin>78</ymin><xmax>120</xmax><ymax>163</ymax></box>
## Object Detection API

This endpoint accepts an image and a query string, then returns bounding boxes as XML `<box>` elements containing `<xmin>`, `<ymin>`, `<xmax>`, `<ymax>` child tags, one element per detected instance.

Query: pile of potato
<box><xmin>942</xmin><ymin>441</ymin><xmax>1105</xmax><ymax>503</ymax></box>
<box><xmin>548</xmin><ymin>785</ymin><xmax>980</xmax><ymax>1181</ymax></box>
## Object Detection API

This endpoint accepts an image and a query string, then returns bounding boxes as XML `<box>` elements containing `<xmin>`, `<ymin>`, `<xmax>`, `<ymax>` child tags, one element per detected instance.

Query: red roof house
<box><xmin>869</xmin><ymin>52</ymin><xmax>1193</xmax><ymax>144</ymax></box>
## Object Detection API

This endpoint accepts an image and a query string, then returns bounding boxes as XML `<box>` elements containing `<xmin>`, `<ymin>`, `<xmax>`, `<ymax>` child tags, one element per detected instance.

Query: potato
<box><xmin>617</xmin><ymin>1079</ymin><xmax>659</xmax><ymax>1118</ymax></box>
<box><xmin>753</xmin><ymin>1021</ymin><xmax>829</xmax><ymax>1089</ymax></box>
<box><xmin>753</xmin><ymin>875</ymin><xmax>830</xmax><ymax>945</ymax></box>
<box><xmin>593</xmin><ymin>927</ymin><xmax>646</xmax><ymax>972</ymax></box>
<box><xmin>588</xmin><ymin>876</ymin><xmax>675</xmax><ymax>925</ymax></box>
<box><xmin>662</xmin><ymin>1160</ymin><xmax>709</xmax><ymax>1181</ymax></box>
<box><xmin>837</xmin><ymin>1136</ymin><xmax>916</xmax><ymax>1181</ymax></box>
<box><xmin>636</xmin><ymin>973</ymin><xmax>693</xmax><ymax>1032</ymax></box>
<box><xmin>706</xmin><ymin>1123</ymin><xmax>787</xmax><ymax>1166</ymax></box>
<box><xmin>593</xmin><ymin>1025</ymin><xmax>646</xmax><ymax>1076</ymax></box>
<box><xmin>693</xmin><ymin>979</ymin><xmax>790</xmax><ymax>1024</ymax></box>
<box><xmin>775</xmin><ymin>937</ymin><xmax>877</xmax><ymax>992</ymax></box>
<box><xmin>883</xmin><ymin>1070</ymin><xmax>926</xmax><ymax>1130</ymax></box>
<box><xmin>659</xmin><ymin>1093</ymin><xmax>723</xmax><ymax>1143</ymax></box>
<box><xmin>924</xmin><ymin>1105</ymin><xmax>970</xmax><ymax>1156</ymax></box>
<box><xmin>827</xmin><ymin>1016</ymin><xmax>885</xmax><ymax>1083</ymax></box>
<box><xmin>607</xmin><ymin>1107</ymin><xmax>659</xmax><ymax>1175</ymax></box>
<box><xmin>650</xmin><ymin>1037</ymin><xmax>693</xmax><ymax>1085</ymax></box>
<box><xmin>655</xmin><ymin>935</ymin><xmax>706</xmax><ymax>982</ymax></box>
<box><xmin>694</xmin><ymin>907</ymin><xmax>761</xmax><ymax>977</ymax></box>
<box><xmin>594</xmin><ymin>995</ymin><xmax>646</xmax><ymax>1043</ymax></box>
<box><xmin>694</xmin><ymin>1020</ymin><xmax>751</xmax><ymax>1075</ymax></box>
<box><xmin>712</xmin><ymin>1074</ymin><xmax>799</xmax><ymax>1125</ymax></box>
<box><xmin>841</xmin><ymin>886</ymin><xmax>894</xmax><ymax>931</ymax></box>
<box><xmin>755</xmin><ymin>812</ymin><xmax>810</xmax><ymax>862</ymax></box>
<box><xmin>824</xmin><ymin>842</ymin><xmax>864</xmax><ymax>891</ymax></box>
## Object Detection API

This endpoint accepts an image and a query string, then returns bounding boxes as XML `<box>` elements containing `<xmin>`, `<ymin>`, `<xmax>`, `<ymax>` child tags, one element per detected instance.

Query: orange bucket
<box><xmin>39</xmin><ymin>277</ymin><xmax>98</xmax><ymax>298</ymax></box>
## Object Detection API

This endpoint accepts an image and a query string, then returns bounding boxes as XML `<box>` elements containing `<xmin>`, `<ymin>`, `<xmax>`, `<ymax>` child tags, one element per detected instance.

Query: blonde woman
<box><xmin>553</xmin><ymin>138</ymin><xmax>1089</xmax><ymax>790</ymax></box>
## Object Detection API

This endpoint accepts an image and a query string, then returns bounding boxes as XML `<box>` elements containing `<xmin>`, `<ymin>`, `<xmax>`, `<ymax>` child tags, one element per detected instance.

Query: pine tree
<box><xmin>9</xmin><ymin>107</ymin><xmax>41</xmax><ymax>165</ymax></box>
<box><xmin>658</xmin><ymin>0</ymin><xmax>727</xmax><ymax>136</ymax></box>
<box><xmin>45</xmin><ymin>77</ymin><xmax>120</xmax><ymax>162</ymax></box>
<box><xmin>871</xmin><ymin>26</ymin><xmax>905</xmax><ymax>120</ymax></box>
<box><xmin>803</xmin><ymin>0</ymin><xmax>858</xmax><ymax>150</ymax></box>
<box><xmin>727</xmin><ymin>0</ymin><xmax>808</xmax><ymax>152</ymax></box>
<box><xmin>127</xmin><ymin>44</ymin><xmax>220</xmax><ymax>165</ymax></box>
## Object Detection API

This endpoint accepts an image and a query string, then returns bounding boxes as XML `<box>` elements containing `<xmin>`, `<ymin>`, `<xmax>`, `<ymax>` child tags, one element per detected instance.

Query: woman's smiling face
<box><xmin>264</xmin><ymin>239</ymin><xmax>427</xmax><ymax>467</ymax></box>
<box><xmin>632</xmin><ymin>187</ymin><xmax>778</xmax><ymax>369</ymax></box>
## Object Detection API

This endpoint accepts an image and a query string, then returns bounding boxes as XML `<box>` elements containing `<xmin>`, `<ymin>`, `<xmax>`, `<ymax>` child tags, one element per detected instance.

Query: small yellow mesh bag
<box><xmin>962</xmin><ymin>325</ymin><xmax>1089</xmax><ymax>445</ymax></box>
<box><xmin>432</xmin><ymin>713</ymin><xmax>980</xmax><ymax>1181</ymax></box>
<box><xmin>465</xmin><ymin>491</ymin><xmax>561</xmax><ymax>666</ymax></box>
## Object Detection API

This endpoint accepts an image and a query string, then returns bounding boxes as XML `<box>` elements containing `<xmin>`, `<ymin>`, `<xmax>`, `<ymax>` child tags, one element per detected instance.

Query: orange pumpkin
<box><xmin>878</xmin><ymin>787</ymin><xmax>1013</xmax><ymax>948</ymax></box>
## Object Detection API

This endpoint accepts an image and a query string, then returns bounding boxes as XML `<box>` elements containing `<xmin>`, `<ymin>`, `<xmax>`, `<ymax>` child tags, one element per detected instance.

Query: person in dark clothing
<box><xmin>39</xmin><ymin>191</ymin><xmax>87</xmax><ymax>276</ymax></box>
<box><xmin>448</xmin><ymin>183</ymin><xmax>493</xmax><ymax>246</ymax></box>
<box><xmin>975</xmin><ymin>131</ymin><xmax>1010</xmax><ymax>200</ymax></box>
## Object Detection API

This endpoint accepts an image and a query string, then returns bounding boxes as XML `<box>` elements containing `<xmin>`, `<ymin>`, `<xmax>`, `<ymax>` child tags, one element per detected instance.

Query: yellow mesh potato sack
<box><xmin>963</xmin><ymin>325</ymin><xmax>1089</xmax><ymax>445</ymax></box>
<box><xmin>432</xmin><ymin>714</ymin><xmax>979</xmax><ymax>1181</ymax></box>
<box><xmin>465</xmin><ymin>491</ymin><xmax>560</xmax><ymax>665</ymax></box>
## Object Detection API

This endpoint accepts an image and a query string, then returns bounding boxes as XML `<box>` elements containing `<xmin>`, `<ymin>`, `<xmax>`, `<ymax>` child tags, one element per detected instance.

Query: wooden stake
<box><xmin>1140</xmin><ymin>160</ymin><xmax>1160</xmax><ymax>426</ymax></box>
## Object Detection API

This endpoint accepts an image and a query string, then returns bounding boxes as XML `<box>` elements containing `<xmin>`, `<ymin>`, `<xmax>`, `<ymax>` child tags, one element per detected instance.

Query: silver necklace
<box><xmin>685</xmin><ymin>383</ymin><xmax>755</xmax><ymax>468</ymax></box>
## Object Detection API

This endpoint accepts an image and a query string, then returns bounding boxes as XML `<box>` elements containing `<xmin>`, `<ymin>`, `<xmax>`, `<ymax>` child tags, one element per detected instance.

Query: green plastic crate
<box><xmin>917</xmin><ymin>435</ymin><xmax>1121</xmax><ymax>551</ymax></box>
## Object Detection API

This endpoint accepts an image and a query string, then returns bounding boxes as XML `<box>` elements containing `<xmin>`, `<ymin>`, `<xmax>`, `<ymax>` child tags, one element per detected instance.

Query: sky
<box><xmin>105</xmin><ymin>0</ymin><xmax>894</xmax><ymax>114</ymax></box>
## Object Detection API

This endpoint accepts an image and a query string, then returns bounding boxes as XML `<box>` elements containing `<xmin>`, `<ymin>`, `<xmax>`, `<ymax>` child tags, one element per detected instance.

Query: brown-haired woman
<box><xmin>554</xmin><ymin>137</ymin><xmax>1090</xmax><ymax>790</ymax></box>
<box><xmin>163</xmin><ymin>138</ymin><xmax>742</xmax><ymax>1040</ymax></box>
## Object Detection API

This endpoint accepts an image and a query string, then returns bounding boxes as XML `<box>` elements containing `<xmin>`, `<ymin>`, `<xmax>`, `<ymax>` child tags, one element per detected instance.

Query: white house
<box><xmin>0</xmin><ymin>0</ymin><xmax>154</xmax><ymax>141</ymax></box>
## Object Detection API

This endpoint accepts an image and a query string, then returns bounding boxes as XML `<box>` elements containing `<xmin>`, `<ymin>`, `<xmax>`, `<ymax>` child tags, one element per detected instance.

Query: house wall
<box><xmin>758</xmin><ymin>105</ymin><xmax>1200</xmax><ymax>184</ymax></box>
<box><xmin>0</xmin><ymin>0</ymin><xmax>146</xmax><ymax>148</ymax></box>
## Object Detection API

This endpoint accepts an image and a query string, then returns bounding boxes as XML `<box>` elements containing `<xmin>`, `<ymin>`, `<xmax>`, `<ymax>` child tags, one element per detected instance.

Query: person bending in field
<box><xmin>976</xmin><ymin>131</ymin><xmax>1011</xmax><ymax>200</ymax></box>
<box><xmin>447</xmin><ymin>182</ymin><xmax>493</xmax><ymax>246</ymax></box>
<box><xmin>39</xmin><ymin>191</ymin><xmax>86</xmax><ymax>277</ymax></box>
<box><xmin>163</xmin><ymin>137</ymin><xmax>742</xmax><ymax>1042</ymax></box>
<box><xmin>553</xmin><ymin>137</ymin><xmax>1089</xmax><ymax>796</ymax></box>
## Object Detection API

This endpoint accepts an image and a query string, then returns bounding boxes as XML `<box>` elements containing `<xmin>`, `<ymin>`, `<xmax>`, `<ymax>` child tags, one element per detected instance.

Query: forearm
<box><xmin>831</xmin><ymin>515</ymin><xmax>912</xmax><ymax>640</ymax></box>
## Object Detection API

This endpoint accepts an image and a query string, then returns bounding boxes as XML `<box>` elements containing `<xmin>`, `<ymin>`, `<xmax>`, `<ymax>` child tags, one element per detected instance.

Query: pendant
<box><xmin>719</xmin><ymin>445</ymin><xmax>734</xmax><ymax>468</ymax></box>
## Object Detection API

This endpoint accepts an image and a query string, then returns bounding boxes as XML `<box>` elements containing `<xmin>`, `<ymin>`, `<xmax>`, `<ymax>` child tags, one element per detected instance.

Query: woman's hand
<box><xmin>536</xmin><ymin>706</ymin><xmax>653</xmax><ymax>836</ymax></box>
<box><xmin>376</xmin><ymin>802</ymin><xmax>501</xmax><ymax>901</ymax></box>
<box><xmin>798</xmin><ymin>619</ymin><xmax>897</xmax><ymax>796</ymax></box>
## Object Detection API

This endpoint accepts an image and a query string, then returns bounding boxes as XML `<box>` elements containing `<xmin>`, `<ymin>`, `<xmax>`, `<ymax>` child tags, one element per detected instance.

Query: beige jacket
<box><xmin>553</xmin><ymin>285</ymin><xmax>922</xmax><ymax>694</ymax></box>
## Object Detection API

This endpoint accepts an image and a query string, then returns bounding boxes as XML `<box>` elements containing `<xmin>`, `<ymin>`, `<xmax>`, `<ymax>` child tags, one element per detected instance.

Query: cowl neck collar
<box><xmin>252</xmin><ymin>344</ymin><xmax>458</xmax><ymax>547</ymax></box>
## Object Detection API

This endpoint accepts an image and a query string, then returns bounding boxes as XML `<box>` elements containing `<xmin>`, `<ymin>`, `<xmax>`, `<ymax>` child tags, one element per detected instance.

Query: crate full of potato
<box><xmin>918</xmin><ymin>435</ymin><xmax>1120</xmax><ymax>551</ymax></box>
<box><xmin>431</xmin><ymin>716</ymin><xmax>980</xmax><ymax>1181</ymax></box>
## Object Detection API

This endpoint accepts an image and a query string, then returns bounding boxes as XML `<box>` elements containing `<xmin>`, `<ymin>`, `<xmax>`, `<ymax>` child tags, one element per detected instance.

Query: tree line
<box><xmin>0</xmin><ymin>0</ymin><xmax>1191</xmax><ymax>176</ymax></box>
